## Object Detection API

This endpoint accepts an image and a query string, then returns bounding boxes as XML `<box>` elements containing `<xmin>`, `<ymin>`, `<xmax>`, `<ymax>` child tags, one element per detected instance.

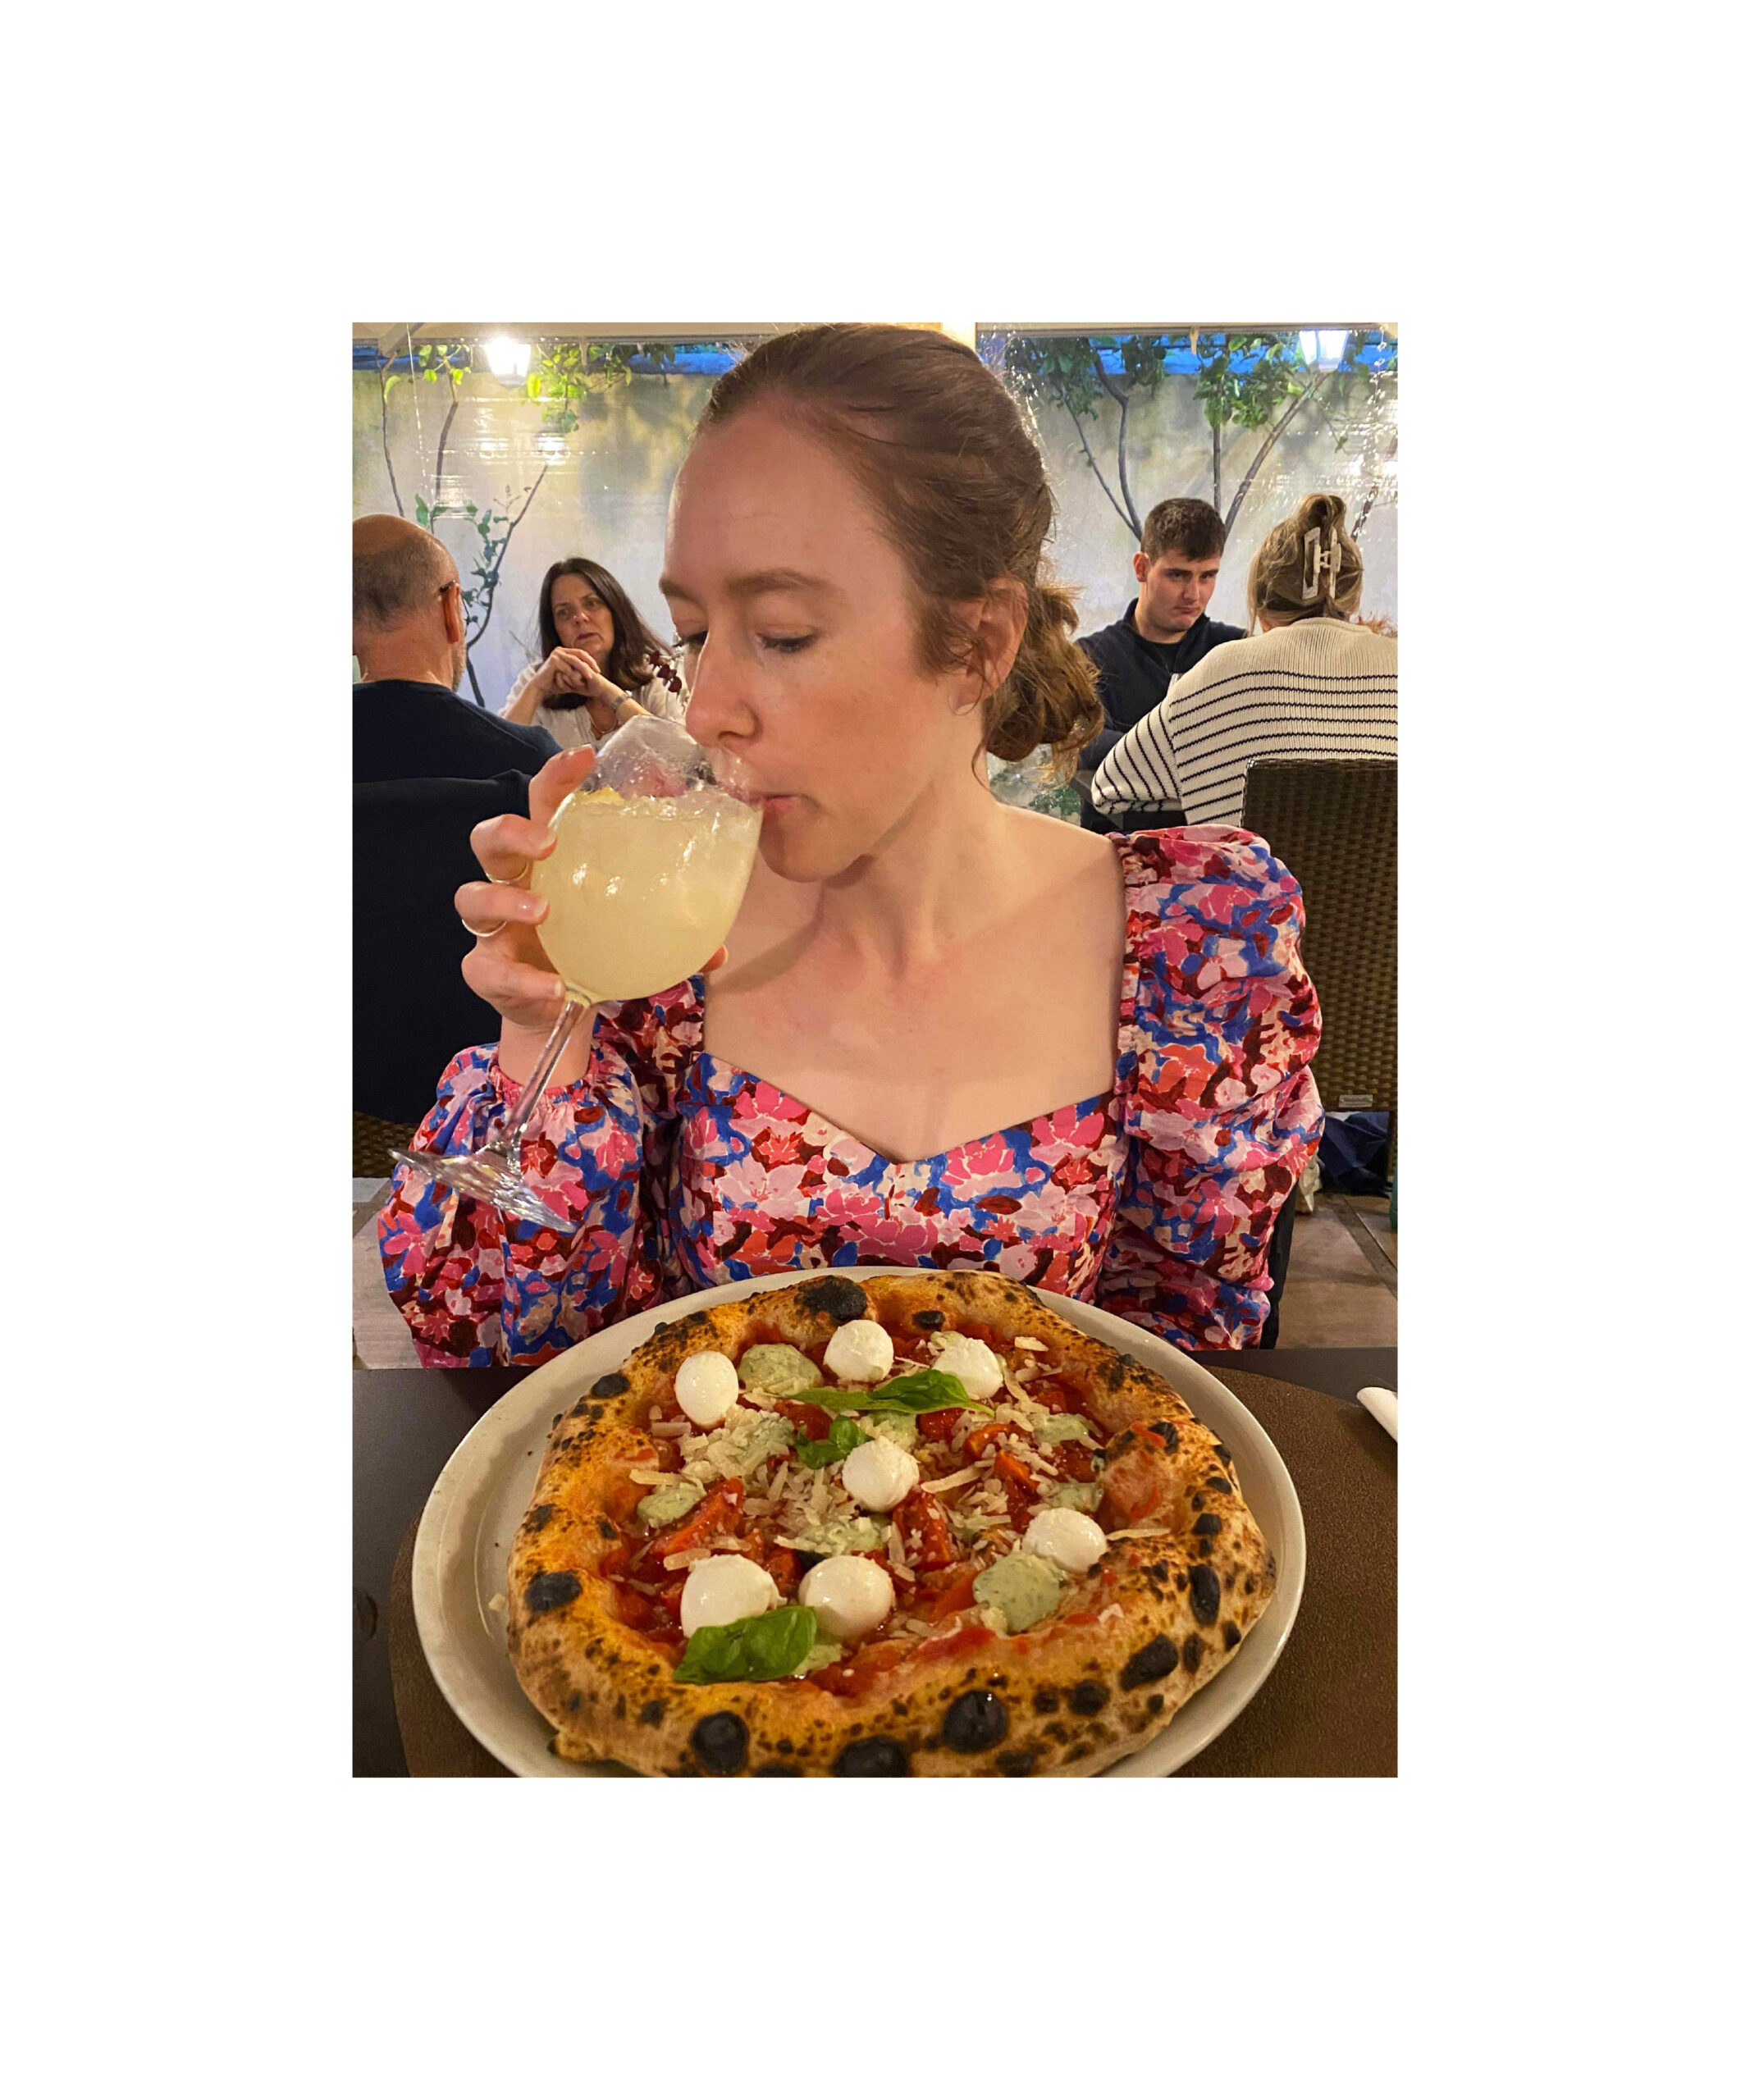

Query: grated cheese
<box><xmin>921</xmin><ymin>1466</ymin><xmax>980</xmax><ymax>1494</ymax></box>
<box><xmin>1105</xmin><ymin>1526</ymin><xmax>1172</xmax><ymax>1541</ymax></box>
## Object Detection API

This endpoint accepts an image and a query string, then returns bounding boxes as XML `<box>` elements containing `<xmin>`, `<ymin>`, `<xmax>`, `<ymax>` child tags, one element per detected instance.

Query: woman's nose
<box><xmin>683</xmin><ymin>642</ymin><xmax>758</xmax><ymax>749</ymax></box>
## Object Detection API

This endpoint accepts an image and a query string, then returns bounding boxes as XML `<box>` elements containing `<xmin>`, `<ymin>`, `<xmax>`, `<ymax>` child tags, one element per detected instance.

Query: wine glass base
<box><xmin>389</xmin><ymin>1149</ymin><xmax>574</xmax><ymax>1234</ymax></box>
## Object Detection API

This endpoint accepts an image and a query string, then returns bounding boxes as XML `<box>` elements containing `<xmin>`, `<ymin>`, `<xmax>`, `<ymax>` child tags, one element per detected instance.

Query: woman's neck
<box><xmin>801</xmin><ymin>756</ymin><xmax>1023</xmax><ymax>977</ymax></box>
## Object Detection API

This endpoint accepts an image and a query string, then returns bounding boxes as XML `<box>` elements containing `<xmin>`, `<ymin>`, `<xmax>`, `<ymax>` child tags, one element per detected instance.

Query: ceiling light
<box><xmin>483</xmin><ymin>336</ymin><xmax>532</xmax><ymax>383</ymax></box>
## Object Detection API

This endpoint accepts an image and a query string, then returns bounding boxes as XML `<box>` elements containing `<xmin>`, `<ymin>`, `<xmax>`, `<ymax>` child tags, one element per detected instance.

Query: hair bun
<box><xmin>1296</xmin><ymin>492</ymin><xmax>1346</xmax><ymax>535</ymax></box>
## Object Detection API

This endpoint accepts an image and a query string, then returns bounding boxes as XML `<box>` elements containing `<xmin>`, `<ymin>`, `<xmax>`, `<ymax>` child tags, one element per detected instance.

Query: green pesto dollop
<box><xmin>702</xmin><ymin>1407</ymin><xmax>795</xmax><ymax>1477</ymax></box>
<box><xmin>636</xmin><ymin>1478</ymin><xmax>704</xmax><ymax>1529</ymax></box>
<box><xmin>864</xmin><ymin>1411</ymin><xmax>920</xmax><ymax>1451</ymax></box>
<box><xmin>1036</xmin><ymin>1413</ymin><xmax>1098</xmax><ymax>1446</ymax></box>
<box><xmin>737</xmin><ymin>1343</ymin><xmax>821</xmax><ymax>1397</ymax></box>
<box><xmin>788</xmin><ymin>1515</ymin><xmax>889</xmax><ymax>1557</ymax></box>
<box><xmin>1045</xmin><ymin>1479</ymin><xmax>1102</xmax><ymax>1513</ymax></box>
<box><xmin>973</xmin><ymin>1552</ymin><xmax>1067</xmax><ymax>1633</ymax></box>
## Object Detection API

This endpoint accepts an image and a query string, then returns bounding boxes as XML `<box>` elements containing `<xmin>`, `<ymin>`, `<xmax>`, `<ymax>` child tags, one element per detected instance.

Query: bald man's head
<box><xmin>353</xmin><ymin>514</ymin><xmax>468</xmax><ymax>689</ymax></box>
<box><xmin>354</xmin><ymin>514</ymin><xmax>457</xmax><ymax>631</ymax></box>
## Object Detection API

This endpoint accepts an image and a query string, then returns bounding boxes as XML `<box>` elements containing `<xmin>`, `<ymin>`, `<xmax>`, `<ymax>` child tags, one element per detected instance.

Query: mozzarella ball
<box><xmin>679</xmin><ymin>1554</ymin><xmax>779</xmax><ymax>1637</ymax></box>
<box><xmin>930</xmin><ymin>1333</ymin><xmax>1005</xmax><ymax>1403</ymax></box>
<box><xmin>840</xmin><ymin>1436</ymin><xmax>921</xmax><ymax>1512</ymax></box>
<box><xmin>798</xmin><ymin>1555</ymin><xmax>895</xmax><ymax>1642</ymax></box>
<box><xmin>674</xmin><ymin>1350</ymin><xmax>740</xmax><ymax>1427</ymax></box>
<box><xmin>1021</xmin><ymin>1507</ymin><xmax>1108</xmax><ymax>1574</ymax></box>
<box><xmin>824</xmin><ymin>1317</ymin><xmax>895</xmax><ymax>1386</ymax></box>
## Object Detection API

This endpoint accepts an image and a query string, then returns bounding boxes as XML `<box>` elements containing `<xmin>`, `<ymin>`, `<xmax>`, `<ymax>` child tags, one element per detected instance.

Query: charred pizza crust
<box><xmin>506</xmin><ymin>1271</ymin><xmax>1276</xmax><ymax>1776</ymax></box>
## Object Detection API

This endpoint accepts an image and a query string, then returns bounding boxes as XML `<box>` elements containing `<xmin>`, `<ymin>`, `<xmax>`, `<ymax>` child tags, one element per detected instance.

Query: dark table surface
<box><xmin>354</xmin><ymin>1346</ymin><xmax>1396</xmax><ymax>1778</ymax></box>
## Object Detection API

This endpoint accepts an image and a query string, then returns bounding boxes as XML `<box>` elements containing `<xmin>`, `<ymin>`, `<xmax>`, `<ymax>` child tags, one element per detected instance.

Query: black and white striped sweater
<box><xmin>1090</xmin><ymin>618</ymin><xmax>1397</xmax><ymax>828</ymax></box>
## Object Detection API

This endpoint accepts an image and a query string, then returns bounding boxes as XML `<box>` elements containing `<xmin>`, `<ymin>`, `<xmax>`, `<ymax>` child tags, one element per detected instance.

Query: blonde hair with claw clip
<box><xmin>1247</xmin><ymin>493</ymin><xmax>1363</xmax><ymax>629</ymax></box>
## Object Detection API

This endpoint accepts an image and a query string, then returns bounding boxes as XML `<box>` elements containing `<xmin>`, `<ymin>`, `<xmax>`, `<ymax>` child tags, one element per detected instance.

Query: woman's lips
<box><xmin>758</xmin><ymin>793</ymin><xmax>798</xmax><ymax>817</ymax></box>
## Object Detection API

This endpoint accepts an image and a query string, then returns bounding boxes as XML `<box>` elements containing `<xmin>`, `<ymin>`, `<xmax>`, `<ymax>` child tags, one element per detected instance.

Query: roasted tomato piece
<box><xmin>1053</xmin><ymin>1440</ymin><xmax>1099</xmax><ymax>1483</ymax></box>
<box><xmin>893</xmin><ymin>1487</ymin><xmax>957</xmax><ymax>1572</ymax></box>
<box><xmin>991</xmin><ymin>1447</ymin><xmax>1039</xmax><ymax>1526</ymax></box>
<box><xmin>917</xmin><ymin>1566</ymin><xmax>979</xmax><ymax>1619</ymax></box>
<box><xmin>614</xmin><ymin>1586</ymin><xmax>656</xmax><ymax>1630</ymax></box>
<box><xmin>964</xmin><ymin>1418</ymin><xmax>1008</xmax><ymax>1460</ymax></box>
<box><xmin>812</xmin><ymin>1638</ymin><xmax>911</xmax><ymax>1699</ymax></box>
<box><xmin>913</xmin><ymin>1618</ymin><xmax>995</xmax><ymax>1664</ymax></box>
<box><xmin>919</xmin><ymin>1406</ymin><xmax>966</xmax><ymax>1444</ymax></box>
<box><xmin>645</xmin><ymin>1477</ymin><xmax>745</xmax><ymax>1561</ymax></box>
<box><xmin>776</xmin><ymin>1398</ymin><xmax>833</xmax><ymax>1443</ymax></box>
<box><xmin>748</xmin><ymin>1542</ymin><xmax>802</xmax><ymax>1594</ymax></box>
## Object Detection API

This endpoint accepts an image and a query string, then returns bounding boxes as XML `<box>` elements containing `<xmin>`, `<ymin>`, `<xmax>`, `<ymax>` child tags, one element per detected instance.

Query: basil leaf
<box><xmin>674</xmin><ymin>1605</ymin><xmax>818</xmax><ymax>1684</ymax></box>
<box><xmin>790</xmin><ymin>1369</ymin><xmax>994</xmax><ymax>1418</ymax></box>
<box><xmin>868</xmin><ymin>1368</ymin><xmax>986</xmax><ymax>1414</ymax></box>
<box><xmin>795</xmin><ymin>1416</ymin><xmax>871</xmax><ymax>1469</ymax></box>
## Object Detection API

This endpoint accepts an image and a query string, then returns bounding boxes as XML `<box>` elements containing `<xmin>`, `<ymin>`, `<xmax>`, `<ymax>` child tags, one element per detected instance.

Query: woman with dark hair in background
<box><xmin>384</xmin><ymin>326</ymin><xmax>1322</xmax><ymax>1366</ymax></box>
<box><xmin>500</xmin><ymin>556</ymin><xmax>686</xmax><ymax>750</ymax></box>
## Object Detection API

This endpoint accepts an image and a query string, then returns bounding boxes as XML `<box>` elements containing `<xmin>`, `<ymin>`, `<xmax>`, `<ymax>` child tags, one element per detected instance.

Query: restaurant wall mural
<box><xmin>351</xmin><ymin>327</ymin><xmax>1397</xmax><ymax>716</ymax></box>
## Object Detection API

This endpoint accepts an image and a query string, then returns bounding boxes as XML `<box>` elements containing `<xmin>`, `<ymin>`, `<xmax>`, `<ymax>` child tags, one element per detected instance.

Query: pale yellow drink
<box><xmin>531</xmin><ymin>785</ymin><xmax>763</xmax><ymax>1002</ymax></box>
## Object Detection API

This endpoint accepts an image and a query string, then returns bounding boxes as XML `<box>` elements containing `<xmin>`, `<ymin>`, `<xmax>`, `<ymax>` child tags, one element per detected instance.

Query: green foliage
<box><xmin>999</xmin><ymin>329</ymin><xmax>1396</xmax><ymax>540</ymax></box>
<box><xmin>527</xmin><ymin>339</ymin><xmax>677</xmax><ymax>432</ymax></box>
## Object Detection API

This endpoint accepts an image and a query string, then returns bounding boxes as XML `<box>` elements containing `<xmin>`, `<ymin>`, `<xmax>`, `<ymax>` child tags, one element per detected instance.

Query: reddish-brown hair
<box><xmin>699</xmin><ymin>325</ymin><xmax>1102</xmax><ymax>768</ymax></box>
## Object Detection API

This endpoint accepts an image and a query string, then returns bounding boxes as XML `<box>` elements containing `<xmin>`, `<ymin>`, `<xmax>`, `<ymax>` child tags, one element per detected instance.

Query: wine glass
<box><xmin>392</xmin><ymin>716</ymin><xmax>761</xmax><ymax>1231</ymax></box>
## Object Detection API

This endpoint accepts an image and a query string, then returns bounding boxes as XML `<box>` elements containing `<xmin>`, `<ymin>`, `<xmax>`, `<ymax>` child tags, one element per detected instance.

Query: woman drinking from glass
<box><xmin>383</xmin><ymin>326</ymin><xmax>1323</xmax><ymax>1365</ymax></box>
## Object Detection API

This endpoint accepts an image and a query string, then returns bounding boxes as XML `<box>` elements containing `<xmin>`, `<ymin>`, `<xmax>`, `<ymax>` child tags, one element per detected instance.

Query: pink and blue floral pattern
<box><xmin>378</xmin><ymin>829</ymin><xmax>1323</xmax><ymax>1365</ymax></box>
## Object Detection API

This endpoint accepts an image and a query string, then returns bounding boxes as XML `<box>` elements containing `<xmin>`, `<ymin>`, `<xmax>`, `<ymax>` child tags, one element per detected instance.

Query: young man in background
<box><xmin>1076</xmin><ymin>498</ymin><xmax>1244</xmax><ymax>793</ymax></box>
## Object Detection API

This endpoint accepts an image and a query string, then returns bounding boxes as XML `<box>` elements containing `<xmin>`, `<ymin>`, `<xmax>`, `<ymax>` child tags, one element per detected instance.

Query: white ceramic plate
<box><xmin>411</xmin><ymin>1269</ymin><xmax>1305</xmax><ymax>1777</ymax></box>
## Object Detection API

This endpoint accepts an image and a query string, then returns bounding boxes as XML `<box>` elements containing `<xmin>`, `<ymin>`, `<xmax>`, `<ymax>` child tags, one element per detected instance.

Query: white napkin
<box><xmin>1355</xmin><ymin>1386</ymin><xmax>1398</xmax><ymax>1440</ymax></box>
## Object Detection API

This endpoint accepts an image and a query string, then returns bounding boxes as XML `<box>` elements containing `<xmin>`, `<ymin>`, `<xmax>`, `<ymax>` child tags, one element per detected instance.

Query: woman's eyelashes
<box><xmin>672</xmin><ymin>631</ymin><xmax>816</xmax><ymax>657</ymax></box>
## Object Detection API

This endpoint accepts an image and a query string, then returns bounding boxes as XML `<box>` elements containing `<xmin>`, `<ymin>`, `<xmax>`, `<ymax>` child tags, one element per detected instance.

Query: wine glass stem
<box><xmin>491</xmin><ymin>996</ymin><xmax>592</xmax><ymax>1162</ymax></box>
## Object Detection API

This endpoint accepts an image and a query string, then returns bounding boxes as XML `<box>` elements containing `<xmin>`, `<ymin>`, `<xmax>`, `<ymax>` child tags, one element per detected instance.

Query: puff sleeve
<box><xmin>1094</xmin><ymin>829</ymin><xmax>1324</xmax><ymax>1348</ymax></box>
<box><xmin>375</xmin><ymin>982</ymin><xmax>701</xmax><ymax>1367</ymax></box>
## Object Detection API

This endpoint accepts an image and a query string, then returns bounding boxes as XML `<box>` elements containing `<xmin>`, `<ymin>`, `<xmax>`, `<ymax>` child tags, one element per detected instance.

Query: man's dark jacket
<box><xmin>1076</xmin><ymin>605</ymin><xmax>1246</xmax><ymax>773</ymax></box>
<box><xmin>354</xmin><ymin>682</ymin><xmax>558</xmax><ymax>1125</ymax></box>
<box><xmin>353</xmin><ymin>678</ymin><xmax>558</xmax><ymax>783</ymax></box>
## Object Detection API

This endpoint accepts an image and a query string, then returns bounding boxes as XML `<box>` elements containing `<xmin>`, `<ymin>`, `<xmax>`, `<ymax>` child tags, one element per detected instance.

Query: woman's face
<box><xmin>662</xmin><ymin>405</ymin><xmax>986</xmax><ymax>884</ymax></box>
<box><xmin>551</xmin><ymin>575</ymin><xmax>617</xmax><ymax>664</ymax></box>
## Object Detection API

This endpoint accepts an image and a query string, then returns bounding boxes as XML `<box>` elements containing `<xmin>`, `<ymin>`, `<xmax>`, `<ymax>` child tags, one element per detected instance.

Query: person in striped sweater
<box><xmin>1090</xmin><ymin>492</ymin><xmax>1396</xmax><ymax>828</ymax></box>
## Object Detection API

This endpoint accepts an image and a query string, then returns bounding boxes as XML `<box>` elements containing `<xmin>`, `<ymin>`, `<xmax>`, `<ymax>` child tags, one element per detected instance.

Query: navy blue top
<box><xmin>353</xmin><ymin>679</ymin><xmax>558</xmax><ymax>783</ymax></box>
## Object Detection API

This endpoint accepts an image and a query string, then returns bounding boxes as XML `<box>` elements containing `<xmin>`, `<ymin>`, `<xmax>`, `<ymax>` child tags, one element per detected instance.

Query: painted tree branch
<box><xmin>1062</xmin><ymin>397</ymin><xmax>1135</xmax><ymax>540</ymax></box>
<box><xmin>466</xmin><ymin>463</ymin><xmax>551</xmax><ymax>654</ymax></box>
<box><xmin>1095</xmin><ymin>368</ymin><xmax>1141</xmax><ymax>539</ymax></box>
<box><xmin>1351</xmin><ymin>434</ymin><xmax>1396</xmax><ymax>541</ymax></box>
<box><xmin>1223</xmin><ymin>369</ymin><xmax>1332</xmax><ymax>535</ymax></box>
<box><xmin>377</xmin><ymin>364</ymin><xmax>404</xmax><ymax>517</ymax></box>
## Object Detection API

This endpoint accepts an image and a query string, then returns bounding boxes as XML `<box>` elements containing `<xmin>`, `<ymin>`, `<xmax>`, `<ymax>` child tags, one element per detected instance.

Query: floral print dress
<box><xmin>378</xmin><ymin>829</ymin><xmax>1323</xmax><ymax>1367</ymax></box>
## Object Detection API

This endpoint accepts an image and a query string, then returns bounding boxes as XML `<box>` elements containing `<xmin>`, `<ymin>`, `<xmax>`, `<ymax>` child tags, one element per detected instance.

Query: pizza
<box><xmin>505</xmin><ymin>1271</ymin><xmax>1277</xmax><ymax>1776</ymax></box>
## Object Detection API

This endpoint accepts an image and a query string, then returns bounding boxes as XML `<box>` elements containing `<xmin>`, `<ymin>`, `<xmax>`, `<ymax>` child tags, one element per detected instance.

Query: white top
<box><xmin>500</xmin><ymin>654</ymin><xmax>687</xmax><ymax>751</ymax></box>
<box><xmin>1090</xmin><ymin>618</ymin><xmax>1397</xmax><ymax>828</ymax></box>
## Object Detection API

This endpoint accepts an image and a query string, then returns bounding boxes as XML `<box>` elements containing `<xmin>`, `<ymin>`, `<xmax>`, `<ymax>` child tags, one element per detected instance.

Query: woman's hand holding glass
<box><xmin>400</xmin><ymin>718</ymin><xmax>752</xmax><ymax>1230</ymax></box>
<box><xmin>455</xmin><ymin>744</ymin><xmax>727</xmax><ymax>1089</ymax></box>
